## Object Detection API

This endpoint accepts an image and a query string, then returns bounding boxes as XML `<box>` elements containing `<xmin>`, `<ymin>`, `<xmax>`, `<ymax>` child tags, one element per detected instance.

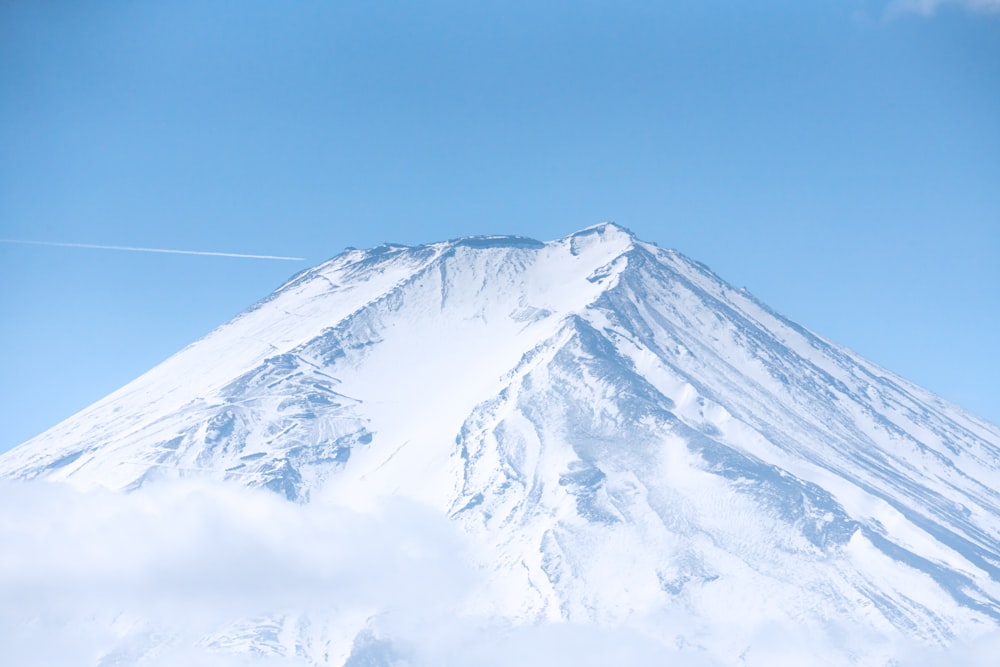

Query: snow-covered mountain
<box><xmin>3</xmin><ymin>223</ymin><xmax>999</xmax><ymax>666</ymax></box>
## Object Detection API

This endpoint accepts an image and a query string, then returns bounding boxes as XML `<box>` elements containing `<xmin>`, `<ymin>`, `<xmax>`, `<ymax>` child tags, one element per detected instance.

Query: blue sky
<box><xmin>1</xmin><ymin>0</ymin><xmax>998</xmax><ymax>450</ymax></box>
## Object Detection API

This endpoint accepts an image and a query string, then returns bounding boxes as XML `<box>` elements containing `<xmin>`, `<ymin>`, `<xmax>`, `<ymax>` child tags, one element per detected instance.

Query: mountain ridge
<box><xmin>2</xmin><ymin>223</ymin><xmax>999</xmax><ymax>665</ymax></box>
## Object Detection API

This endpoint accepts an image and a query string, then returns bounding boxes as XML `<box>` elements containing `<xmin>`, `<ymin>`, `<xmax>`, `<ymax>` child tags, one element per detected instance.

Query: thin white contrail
<box><xmin>0</xmin><ymin>238</ymin><xmax>305</xmax><ymax>261</ymax></box>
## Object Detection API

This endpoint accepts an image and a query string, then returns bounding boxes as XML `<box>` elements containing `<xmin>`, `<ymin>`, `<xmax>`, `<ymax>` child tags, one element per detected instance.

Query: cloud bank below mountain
<box><xmin>2</xmin><ymin>479</ymin><xmax>998</xmax><ymax>666</ymax></box>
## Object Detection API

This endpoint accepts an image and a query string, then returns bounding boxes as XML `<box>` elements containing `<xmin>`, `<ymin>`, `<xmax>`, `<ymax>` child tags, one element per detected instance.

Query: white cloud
<box><xmin>0</xmin><ymin>480</ymin><xmax>469</xmax><ymax>612</ymax></box>
<box><xmin>891</xmin><ymin>0</ymin><xmax>1000</xmax><ymax>16</ymax></box>
<box><xmin>0</xmin><ymin>479</ymin><xmax>473</xmax><ymax>665</ymax></box>
<box><xmin>0</xmin><ymin>479</ymin><xmax>717</xmax><ymax>666</ymax></box>
<box><xmin>1</xmin><ymin>479</ymin><xmax>999</xmax><ymax>666</ymax></box>
<box><xmin>893</xmin><ymin>631</ymin><xmax>1000</xmax><ymax>667</ymax></box>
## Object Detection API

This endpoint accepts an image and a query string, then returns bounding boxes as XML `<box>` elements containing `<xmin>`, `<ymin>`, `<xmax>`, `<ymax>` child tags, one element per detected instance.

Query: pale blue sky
<box><xmin>1</xmin><ymin>1</ymin><xmax>998</xmax><ymax>450</ymax></box>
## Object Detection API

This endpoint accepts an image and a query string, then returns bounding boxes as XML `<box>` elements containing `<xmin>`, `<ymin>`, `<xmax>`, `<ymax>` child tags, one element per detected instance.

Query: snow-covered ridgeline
<box><xmin>2</xmin><ymin>223</ymin><xmax>999</xmax><ymax>665</ymax></box>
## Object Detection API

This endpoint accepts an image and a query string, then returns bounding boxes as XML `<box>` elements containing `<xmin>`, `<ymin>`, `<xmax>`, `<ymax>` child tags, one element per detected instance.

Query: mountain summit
<box><xmin>3</xmin><ymin>225</ymin><xmax>999</xmax><ymax>665</ymax></box>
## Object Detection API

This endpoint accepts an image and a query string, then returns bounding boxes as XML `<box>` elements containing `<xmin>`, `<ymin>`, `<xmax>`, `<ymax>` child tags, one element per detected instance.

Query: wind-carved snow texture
<box><xmin>2</xmin><ymin>223</ymin><xmax>1000</xmax><ymax>665</ymax></box>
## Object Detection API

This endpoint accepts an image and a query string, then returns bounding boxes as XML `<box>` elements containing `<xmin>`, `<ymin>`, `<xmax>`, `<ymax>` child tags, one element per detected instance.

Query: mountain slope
<box><xmin>3</xmin><ymin>223</ymin><xmax>999</xmax><ymax>665</ymax></box>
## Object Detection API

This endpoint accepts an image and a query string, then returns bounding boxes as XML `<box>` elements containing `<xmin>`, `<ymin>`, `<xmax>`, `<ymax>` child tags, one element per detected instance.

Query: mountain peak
<box><xmin>556</xmin><ymin>222</ymin><xmax>638</xmax><ymax>261</ymax></box>
<box><xmin>569</xmin><ymin>221</ymin><xmax>636</xmax><ymax>240</ymax></box>
<box><xmin>2</xmin><ymin>225</ymin><xmax>999</xmax><ymax>665</ymax></box>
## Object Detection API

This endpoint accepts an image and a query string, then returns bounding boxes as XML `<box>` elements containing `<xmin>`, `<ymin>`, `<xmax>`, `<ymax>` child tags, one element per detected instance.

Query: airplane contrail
<box><xmin>0</xmin><ymin>239</ymin><xmax>305</xmax><ymax>261</ymax></box>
